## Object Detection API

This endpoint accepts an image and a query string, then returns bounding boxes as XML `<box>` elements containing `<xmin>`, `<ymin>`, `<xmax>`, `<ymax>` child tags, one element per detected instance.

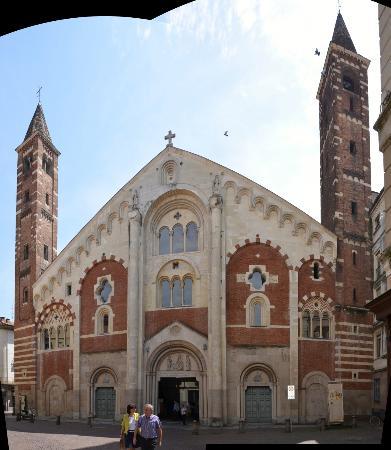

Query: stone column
<box><xmin>72</xmin><ymin>300</ymin><xmax>80</xmax><ymax>419</ymax></box>
<box><xmin>289</xmin><ymin>269</ymin><xmax>299</xmax><ymax>422</ymax></box>
<box><xmin>208</xmin><ymin>194</ymin><xmax>223</xmax><ymax>425</ymax></box>
<box><xmin>126</xmin><ymin>208</ymin><xmax>142</xmax><ymax>405</ymax></box>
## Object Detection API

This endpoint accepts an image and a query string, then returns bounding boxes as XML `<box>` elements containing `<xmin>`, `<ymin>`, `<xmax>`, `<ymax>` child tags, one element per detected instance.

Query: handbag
<box><xmin>119</xmin><ymin>434</ymin><xmax>125</xmax><ymax>450</ymax></box>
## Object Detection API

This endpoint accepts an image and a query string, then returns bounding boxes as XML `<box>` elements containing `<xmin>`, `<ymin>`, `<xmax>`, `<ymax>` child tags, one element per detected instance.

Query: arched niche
<box><xmin>43</xmin><ymin>375</ymin><xmax>67</xmax><ymax>417</ymax></box>
<box><xmin>145</xmin><ymin>340</ymin><xmax>208</xmax><ymax>424</ymax></box>
<box><xmin>238</xmin><ymin>363</ymin><xmax>278</xmax><ymax>423</ymax></box>
<box><xmin>300</xmin><ymin>371</ymin><xmax>330</xmax><ymax>424</ymax></box>
<box><xmin>89</xmin><ymin>367</ymin><xmax>119</xmax><ymax>420</ymax></box>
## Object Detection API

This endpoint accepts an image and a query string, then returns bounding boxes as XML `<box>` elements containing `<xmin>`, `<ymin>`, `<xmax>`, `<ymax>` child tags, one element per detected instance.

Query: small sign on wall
<box><xmin>287</xmin><ymin>385</ymin><xmax>295</xmax><ymax>400</ymax></box>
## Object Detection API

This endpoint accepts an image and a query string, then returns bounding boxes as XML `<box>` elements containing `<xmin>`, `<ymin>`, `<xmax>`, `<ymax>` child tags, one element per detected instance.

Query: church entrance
<box><xmin>145</xmin><ymin>340</ymin><xmax>207</xmax><ymax>423</ymax></box>
<box><xmin>158</xmin><ymin>377</ymin><xmax>199</xmax><ymax>420</ymax></box>
<box><xmin>90</xmin><ymin>368</ymin><xmax>118</xmax><ymax>420</ymax></box>
<box><xmin>245</xmin><ymin>386</ymin><xmax>272</xmax><ymax>423</ymax></box>
<box><xmin>95</xmin><ymin>387</ymin><xmax>116</xmax><ymax>419</ymax></box>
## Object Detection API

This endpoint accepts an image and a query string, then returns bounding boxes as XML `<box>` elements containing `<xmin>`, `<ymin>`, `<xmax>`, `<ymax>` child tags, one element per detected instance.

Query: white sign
<box><xmin>287</xmin><ymin>385</ymin><xmax>295</xmax><ymax>400</ymax></box>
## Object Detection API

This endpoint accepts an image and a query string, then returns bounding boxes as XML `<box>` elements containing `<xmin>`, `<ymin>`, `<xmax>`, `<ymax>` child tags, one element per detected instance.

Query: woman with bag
<box><xmin>121</xmin><ymin>404</ymin><xmax>140</xmax><ymax>449</ymax></box>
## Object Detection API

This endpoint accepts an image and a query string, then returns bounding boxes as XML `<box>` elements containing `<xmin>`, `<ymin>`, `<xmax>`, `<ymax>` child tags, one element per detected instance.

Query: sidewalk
<box><xmin>6</xmin><ymin>414</ymin><xmax>383</xmax><ymax>449</ymax></box>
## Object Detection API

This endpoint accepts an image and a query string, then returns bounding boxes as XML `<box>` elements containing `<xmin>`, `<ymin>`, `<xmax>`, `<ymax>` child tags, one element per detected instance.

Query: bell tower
<box><xmin>14</xmin><ymin>103</ymin><xmax>60</xmax><ymax>411</ymax></box>
<box><xmin>317</xmin><ymin>12</ymin><xmax>373</xmax><ymax>415</ymax></box>
<box><xmin>317</xmin><ymin>12</ymin><xmax>372</xmax><ymax>308</ymax></box>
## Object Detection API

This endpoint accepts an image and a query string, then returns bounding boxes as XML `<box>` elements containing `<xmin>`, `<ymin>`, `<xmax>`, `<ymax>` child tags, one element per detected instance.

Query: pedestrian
<box><xmin>180</xmin><ymin>403</ymin><xmax>187</xmax><ymax>425</ymax></box>
<box><xmin>173</xmin><ymin>400</ymin><xmax>179</xmax><ymax>421</ymax></box>
<box><xmin>121</xmin><ymin>403</ymin><xmax>139</xmax><ymax>450</ymax></box>
<box><xmin>133</xmin><ymin>404</ymin><xmax>163</xmax><ymax>449</ymax></box>
<box><xmin>189</xmin><ymin>402</ymin><xmax>195</xmax><ymax>421</ymax></box>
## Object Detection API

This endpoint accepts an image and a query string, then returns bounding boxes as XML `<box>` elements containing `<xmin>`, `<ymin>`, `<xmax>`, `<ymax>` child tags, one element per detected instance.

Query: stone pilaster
<box><xmin>72</xmin><ymin>298</ymin><xmax>80</xmax><ymax>418</ymax></box>
<box><xmin>126</xmin><ymin>207</ymin><xmax>142</xmax><ymax>406</ymax></box>
<box><xmin>208</xmin><ymin>194</ymin><xmax>223</xmax><ymax>425</ymax></box>
<box><xmin>289</xmin><ymin>269</ymin><xmax>299</xmax><ymax>422</ymax></box>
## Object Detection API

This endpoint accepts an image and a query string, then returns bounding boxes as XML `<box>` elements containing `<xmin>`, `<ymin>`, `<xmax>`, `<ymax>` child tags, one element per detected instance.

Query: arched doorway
<box><xmin>239</xmin><ymin>364</ymin><xmax>277</xmax><ymax>423</ymax></box>
<box><xmin>146</xmin><ymin>341</ymin><xmax>207</xmax><ymax>423</ymax></box>
<box><xmin>302</xmin><ymin>371</ymin><xmax>330</xmax><ymax>423</ymax></box>
<box><xmin>90</xmin><ymin>367</ymin><xmax>118</xmax><ymax>420</ymax></box>
<box><xmin>44</xmin><ymin>376</ymin><xmax>66</xmax><ymax>417</ymax></box>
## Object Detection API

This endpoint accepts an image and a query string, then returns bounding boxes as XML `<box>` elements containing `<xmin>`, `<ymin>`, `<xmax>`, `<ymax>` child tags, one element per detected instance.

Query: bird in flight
<box><xmin>224</xmin><ymin>131</ymin><xmax>228</xmax><ymax>136</ymax></box>
<box><xmin>314</xmin><ymin>48</ymin><xmax>320</xmax><ymax>56</ymax></box>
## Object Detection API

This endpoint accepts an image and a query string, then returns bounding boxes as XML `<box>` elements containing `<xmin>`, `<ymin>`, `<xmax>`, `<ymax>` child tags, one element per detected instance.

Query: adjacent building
<box><xmin>367</xmin><ymin>4</ymin><xmax>391</xmax><ymax>392</ymax></box>
<box><xmin>0</xmin><ymin>317</ymin><xmax>14</xmax><ymax>412</ymax></box>
<box><xmin>369</xmin><ymin>189</ymin><xmax>387</xmax><ymax>414</ymax></box>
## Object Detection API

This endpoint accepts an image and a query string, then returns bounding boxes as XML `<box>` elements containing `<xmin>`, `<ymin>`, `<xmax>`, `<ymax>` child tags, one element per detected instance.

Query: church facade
<box><xmin>13</xmin><ymin>13</ymin><xmax>375</xmax><ymax>425</ymax></box>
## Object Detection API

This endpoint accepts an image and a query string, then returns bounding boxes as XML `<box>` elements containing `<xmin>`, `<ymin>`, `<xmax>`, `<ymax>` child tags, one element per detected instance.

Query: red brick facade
<box><xmin>298</xmin><ymin>258</ymin><xmax>335</xmax><ymax>302</ymax></box>
<box><xmin>299</xmin><ymin>340</ymin><xmax>335</xmax><ymax>382</ymax></box>
<box><xmin>145</xmin><ymin>307</ymin><xmax>208</xmax><ymax>339</ymax></box>
<box><xmin>226</xmin><ymin>240</ymin><xmax>290</xmax><ymax>345</ymax></box>
<box><xmin>38</xmin><ymin>350</ymin><xmax>73</xmax><ymax>390</ymax></box>
<box><xmin>318</xmin><ymin>37</ymin><xmax>372</xmax><ymax>308</ymax></box>
<box><xmin>79</xmin><ymin>259</ymin><xmax>127</xmax><ymax>352</ymax></box>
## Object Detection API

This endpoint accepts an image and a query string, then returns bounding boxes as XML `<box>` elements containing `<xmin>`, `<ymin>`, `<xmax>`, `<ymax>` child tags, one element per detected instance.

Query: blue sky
<box><xmin>0</xmin><ymin>0</ymin><xmax>382</xmax><ymax>320</ymax></box>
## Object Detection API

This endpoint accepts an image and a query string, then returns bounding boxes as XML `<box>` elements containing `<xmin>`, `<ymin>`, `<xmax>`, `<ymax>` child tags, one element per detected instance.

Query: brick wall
<box><xmin>14</xmin><ymin>128</ymin><xmax>59</xmax><ymax>401</ymax></box>
<box><xmin>145</xmin><ymin>307</ymin><xmax>208</xmax><ymax>339</ymax></box>
<box><xmin>298</xmin><ymin>258</ymin><xmax>335</xmax><ymax>301</ymax></box>
<box><xmin>38</xmin><ymin>350</ymin><xmax>73</xmax><ymax>390</ymax></box>
<box><xmin>318</xmin><ymin>45</ymin><xmax>372</xmax><ymax>309</ymax></box>
<box><xmin>299</xmin><ymin>340</ymin><xmax>335</xmax><ymax>384</ymax></box>
<box><xmin>226</xmin><ymin>241</ymin><xmax>290</xmax><ymax>345</ymax></box>
<box><xmin>80</xmin><ymin>260</ymin><xmax>127</xmax><ymax>352</ymax></box>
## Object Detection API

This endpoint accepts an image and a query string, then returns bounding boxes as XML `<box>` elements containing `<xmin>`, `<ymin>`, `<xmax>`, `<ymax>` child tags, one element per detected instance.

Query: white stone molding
<box><xmin>94</xmin><ymin>274</ymin><xmax>115</xmax><ymax>306</ymax></box>
<box><xmin>244</xmin><ymin>293</ymin><xmax>273</xmax><ymax>328</ymax></box>
<box><xmin>94</xmin><ymin>304</ymin><xmax>114</xmax><ymax>335</ymax></box>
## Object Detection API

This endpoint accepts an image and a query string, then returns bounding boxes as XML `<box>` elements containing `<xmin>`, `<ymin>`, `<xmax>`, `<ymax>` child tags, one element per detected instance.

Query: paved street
<box><xmin>5</xmin><ymin>414</ymin><xmax>383</xmax><ymax>449</ymax></box>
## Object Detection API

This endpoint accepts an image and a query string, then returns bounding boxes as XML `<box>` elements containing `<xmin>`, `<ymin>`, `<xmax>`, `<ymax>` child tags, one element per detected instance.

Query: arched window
<box><xmin>161</xmin><ymin>279</ymin><xmax>171</xmax><ymax>307</ymax></box>
<box><xmin>313</xmin><ymin>263</ymin><xmax>320</xmax><ymax>279</ymax></box>
<box><xmin>57</xmin><ymin>326</ymin><xmax>65</xmax><ymax>348</ymax></box>
<box><xmin>65</xmin><ymin>324</ymin><xmax>70</xmax><ymax>347</ymax></box>
<box><xmin>302</xmin><ymin>311</ymin><xmax>311</xmax><ymax>338</ymax></box>
<box><xmin>352</xmin><ymin>252</ymin><xmax>357</xmax><ymax>265</ymax></box>
<box><xmin>23</xmin><ymin>155</ymin><xmax>32</xmax><ymax>174</ymax></box>
<box><xmin>248</xmin><ymin>269</ymin><xmax>265</xmax><ymax>290</ymax></box>
<box><xmin>43</xmin><ymin>329</ymin><xmax>50</xmax><ymax>350</ymax></box>
<box><xmin>95</xmin><ymin>308</ymin><xmax>112</xmax><ymax>335</ymax></box>
<box><xmin>172</xmin><ymin>278</ymin><xmax>182</xmax><ymax>307</ymax></box>
<box><xmin>23</xmin><ymin>288</ymin><xmax>28</xmax><ymax>304</ymax></box>
<box><xmin>42</xmin><ymin>155</ymin><xmax>53</xmax><ymax>175</ymax></box>
<box><xmin>103</xmin><ymin>314</ymin><xmax>109</xmax><ymax>334</ymax></box>
<box><xmin>183</xmin><ymin>277</ymin><xmax>193</xmax><ymax>306</ymax></box>
<box><xmin>322</xmin><ymin>313</ymin><xmax>330</xmax><ymax>339</ymax></box>
<box><xmin>23</xmin><ymin>244</ymin><xmax>29</xmax><ymax>260</ymax></box>
<box><xmin>312</xmin><ymin>312</ymin><xmax>320</xmax><ymax>338</ymax></box>
<box><xmin>159</xmin><ymin>227</ymin><xmax>170</xmax><ymax>255</ymax></box>
<box><xmin>251</xmin><ymin>302</ymin><xmax>262</xmax><ymax>327</ymax></box>
<box><xmin>49</xmin><ymin>327</ymin><xmax>57</xmax><ymax>349</ymax></box>
<box><xmin>343</xmin><ymin>75</ymin><xmax>354</xmax><ymax>92</ymax></box>
<box><xmin>172</xmin><ymin>224</ymin><xmax>184</xmax><ymax>253</ymax></box>
<box><xmin>186</xmin><ymin>222</ymin><xmax>198</xmax><ymax>252</ymax></box>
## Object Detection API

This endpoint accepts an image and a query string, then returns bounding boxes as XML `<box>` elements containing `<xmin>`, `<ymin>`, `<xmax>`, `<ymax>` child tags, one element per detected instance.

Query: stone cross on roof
<box><xmin>165</xmin><ymin>130</ymin><xmax>176</xmax><ymax>147</ymax></box>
